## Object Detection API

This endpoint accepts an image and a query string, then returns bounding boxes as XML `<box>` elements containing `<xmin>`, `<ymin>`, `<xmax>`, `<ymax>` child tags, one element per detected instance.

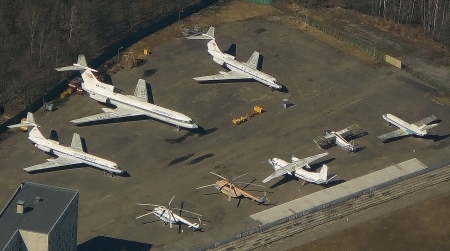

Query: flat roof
<box><xmin>251</xmin><ymin>158</ymin><xmax>428</xmax><ymax>224</ymax></box>
<box><xmin>0</xmin><ymin>181</ymin><xmax>78</xmax><ymax>248</ymax></box>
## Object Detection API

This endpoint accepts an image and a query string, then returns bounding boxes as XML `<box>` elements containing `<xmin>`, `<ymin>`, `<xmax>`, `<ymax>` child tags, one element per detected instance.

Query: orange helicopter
<box><xmin>197</xmin><ymin>172</ymin><xmax>267</xmax><ymax>204</ymax></box>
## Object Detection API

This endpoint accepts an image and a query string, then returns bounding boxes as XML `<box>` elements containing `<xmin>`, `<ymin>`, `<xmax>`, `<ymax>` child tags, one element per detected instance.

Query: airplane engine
<box><xmin>213</xmin><ymin>58</ymin><xmax>224</xmax><ymax>65</ymax></box>
<box><xmin>89</xmin><ymin>93</ymin><xmax>109</xmax><ymax>103</ymax></box>
<box><xmin>35</xmin><ymin>144</ymin><xmax>51</xmax><ymax>153</ymax></box>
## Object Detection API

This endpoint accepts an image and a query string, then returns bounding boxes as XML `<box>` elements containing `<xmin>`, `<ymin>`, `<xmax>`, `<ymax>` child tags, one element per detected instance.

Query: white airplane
<box><xmin>8</xmin><ymin>112</ymin><xmax>123</xmax><ymax>174</ymax></box>
<box><xmin>313</xmin><ymin>124</ymin><xmax>361</xmax><ymax>153</ymax></box>
<box><xmin>55</xmin><ymin>55</ymin><xmax>198</xmax><ymax>130</ymax></box>
<box><xmin>262</xmin><ymin>152</ymin><xmax>336</xmax><ymax>185</ymax></box>
<box><xmin>191</xmin><ymin>27</ymin><xmax>283</xmax><ymax>91</ymax></box>
<box><xmin>378</xmin><ymin>113</ymin><xmax>439</xmax><ymax>141</ymax></box>
<box><xmin>136</xmin><ymin>196</ymin><xmax>201</xmax><ymax>231</ymax></box>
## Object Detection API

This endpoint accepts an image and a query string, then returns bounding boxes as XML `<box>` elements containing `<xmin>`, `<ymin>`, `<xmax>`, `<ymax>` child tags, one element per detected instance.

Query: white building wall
<box><xmin>19</xmin><ymin>230</ymin><xmax>48</xmax><ymax>251</ymax></box>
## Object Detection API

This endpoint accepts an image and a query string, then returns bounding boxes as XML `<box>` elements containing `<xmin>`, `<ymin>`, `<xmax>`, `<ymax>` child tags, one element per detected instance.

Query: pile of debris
<box><xmin>232</xmin><ymin>106</ymin><xmax>264</xmax><ymax>125</ymax></box>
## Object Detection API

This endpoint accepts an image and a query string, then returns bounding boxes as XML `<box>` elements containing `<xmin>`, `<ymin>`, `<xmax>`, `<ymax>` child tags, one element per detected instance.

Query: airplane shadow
<box><xmin>278</xmin><ymin>85</ymin><xmax>289</xmax><ymax>93</ymax></box>
<box><xmin>381</xmin><ymin>135</ymin><xmax>410</xmax><ymax>144</ymax></box>
<box><xmin>146</xmin><ymin>82</ymin><xmax>154</xmax><ymax>104</ymax></box>
<box><xmin>188</xmin><ymin>153</ymin><xmax>214</xmax><ymax>165</ymax></box>
<box><xmin>323</xmin><ymin>179</ymin><xmax>346</xmax><ymax>188</ymax></box>
<box><xmin>164</xmin><ymin>127</ymin><xmax>218</xmax><ymax>144</ymax></box>
<box><xmin>142</xmin><ymin>69</ymin><xmax>157</xmax><ymax>77</ymax></box>
<box><xmin>417</xmin><ymin>133</ymin><xmax>450</xmax><ymax>142</ymax></box>
<box><xmin>269</xmin><ymin>175</ymin><xmax>298</xmax><ymax>189</ymax></box>
<box><xmin>49</xmin><ymin>130</ymin><xmax>59</xmax><ymax>142</ymax></box>
<box><xmin>78</xmin><ymin>236</ymin><xmax>152</xmax><ymax>251</ymax></box>
<box><xmin>257</xmin><ymin>54</ymin><xmax>264</xmax><ymax>71</ymax></box>
<box><xmin>117</xmin><ymin>170</ymin><xmax>131</xmax><ymax>177</ymax></box>
<box><xmin>167</xmin><ymin>153</ymin><xmax>194</xmax><ymax>166</ymax></box>
<box><xmin>73</xmin><ymin>115</ymin><xmax>150</xmax><ymax>127</ymax></box>
<box><xmin>224</xmin><ymin>43</ymin><xmax>236</xmax><ymax>57</ymax></box>
<box><xmin>309</xmin><ymin>158</ymin><xmax>336</xmax><ymax>171</ymax></box>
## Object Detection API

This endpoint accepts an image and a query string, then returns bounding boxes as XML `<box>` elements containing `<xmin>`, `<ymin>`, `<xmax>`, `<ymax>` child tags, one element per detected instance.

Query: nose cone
<box><xmin>192</xmin><ymin>123</ymin><xmax>199</xmax><ymax>129</ymax></box>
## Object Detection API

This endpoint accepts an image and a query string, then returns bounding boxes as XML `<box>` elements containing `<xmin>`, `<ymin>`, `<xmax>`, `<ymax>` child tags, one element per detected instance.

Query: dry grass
<box><xmin>288</xmin><ymin>193</ymin><xmax>450</xmax><ymax>251</ymax></box>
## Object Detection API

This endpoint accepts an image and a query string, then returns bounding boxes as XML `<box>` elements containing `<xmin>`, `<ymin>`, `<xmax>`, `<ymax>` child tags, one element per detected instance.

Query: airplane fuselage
<box><xmin>269</xmin><ymin>158</ymin><xmax>327</xmax><ymax>184</ymax></box>
<box><xmin>214</xmin><ymin>54</ymin><xmax>282</xmax><ymax>90</ymax></box>
<box><xmin>329</xmin><ymin>131</ymin><xmax>355</xmax><ymax>151</ymax></box>
<box><xmin>382</xmin><ymin>114</ymin><xmax>426</xmax><ymax>136</ymax></box>
<box><xmin>84</xmin><ymin>84</ymin><xmax>198</xmax><ymax>129</ymax></box>
<box><xmin>153</xmin><ymin>206</ymin><xmax>199</xmax><ymax>229</ymax></box>
<box><xmin>214</xmin><ymin>180</ymin><xmax>260</xmax><ymax>202</ymax></box>
<box><xmin>29</xmin><ymin>136</ymin><xmax>122</xmax><ymax>174</ymax></box>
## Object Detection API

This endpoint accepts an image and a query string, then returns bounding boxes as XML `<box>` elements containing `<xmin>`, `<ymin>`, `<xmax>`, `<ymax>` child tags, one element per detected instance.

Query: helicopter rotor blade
<box><xmin>170</xmin><ymin>207</ymin><xmax>202</xmax><ymax>217</ymax></box>
<box><xmin>228</xmin><ymin>183</ymin><xmax>232</xmax><ymax>201</ymax></box>
<box><xmin>168</xmin><ymin>196</ymin><xmax>175</xmax><ymax>207</ymax></box>
<box><xmin>196</xmin><ymin>183</ymin><xmax>216</xmax><ymax>189</ymax></box>
<box><xmin>232</xmin><ymin>173</ymin><xmax>249</xmax><ymax>182</ymax></box>
<box><xmin>210</xmin><ymin>171</ymin><xmax>228</xmax><ymax>181</ymax></box>
<box><xmin>135</xmin><ymin>211</ymin><xmax>153</xmax><ymax>220</ymax></box>
<box><xmin>234</xmin><ymin>181</ymin><xmax>265</xmax><ymax>188</ymax></box>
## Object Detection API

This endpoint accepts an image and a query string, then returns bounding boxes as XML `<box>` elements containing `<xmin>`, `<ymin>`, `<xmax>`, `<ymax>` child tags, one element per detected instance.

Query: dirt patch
<box><xmin>126</xmin><ymin>1</ymin><xmax>282</xmax><ymax>56</ymax></box>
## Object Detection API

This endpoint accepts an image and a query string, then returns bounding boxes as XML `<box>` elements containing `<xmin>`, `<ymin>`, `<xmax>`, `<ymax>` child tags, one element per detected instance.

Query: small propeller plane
<box><xmin>8</xmin><ymin>112</ymin><xmax>123</xmax><ymax>174</ymax></box>
<box><xmin>136</xmin><ymin>196</ymin><xmax>201</xmax><ymax>231</ymax></box>
<box><xmin>197</xmin><ymin>172</ymin><xmax>267</xmax><ymax>204</ymax></box>
<box><xmin>262</xmin><ymin>152</ymin><xmax>336</xmax><ymax>185</ymax></box>
<box><xmin>313</xmin><ymin>124</ymin><xmax>362</xmax><ymax>153</ymax></box>
<box><xmin>378</xmin><ymin>113</ymin><xmax>440</xmax><ymax>141</ymax></box>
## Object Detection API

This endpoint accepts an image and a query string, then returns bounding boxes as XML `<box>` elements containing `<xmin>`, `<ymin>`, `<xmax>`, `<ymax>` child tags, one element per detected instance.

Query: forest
<box><xmin>0</xmin><ymin>0</ymin><xmax>205</xmax><ymax>117</ymax></box>
<box><xmin>342</xmin><ymin>0</ymin><xmax>450</xmax><ymax>42</ymax></box>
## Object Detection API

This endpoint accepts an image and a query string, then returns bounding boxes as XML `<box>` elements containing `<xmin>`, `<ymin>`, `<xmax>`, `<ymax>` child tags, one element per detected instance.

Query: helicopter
<box><xmin>136</xmin><ymin>196</ymin><xmax>202</xmax><ymax>231</ymax></box>
<box><xmin>197</xmin><ymin>172</ymin><xmax>267</xmax><ymax>204</ymax></box>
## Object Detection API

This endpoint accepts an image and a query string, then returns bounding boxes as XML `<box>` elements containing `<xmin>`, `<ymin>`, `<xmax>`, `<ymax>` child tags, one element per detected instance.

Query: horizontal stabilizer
<box><xmin>55</xmin><ymin>64</ymin><xmax>98</xmax><ymax>73</ymax></box>
<box><xmin>186</xmin><ymin>26</ymin><xmax>215</xmax><ymax>40</ymax></box>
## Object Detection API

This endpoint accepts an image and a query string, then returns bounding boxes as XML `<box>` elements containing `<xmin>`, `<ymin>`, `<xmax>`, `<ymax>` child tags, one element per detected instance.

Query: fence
<box><xmin>296</xmin><ymin>13</ymin><xmax>449</xmax><ymax>93</ymax></box>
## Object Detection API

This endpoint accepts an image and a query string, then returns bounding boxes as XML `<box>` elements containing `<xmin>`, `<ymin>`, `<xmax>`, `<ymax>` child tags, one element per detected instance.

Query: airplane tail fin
<box><xmin>420</xmin><ymin>123</ymin><xmax>439</xmax><ymax>132</ymax></box>
<box><xmin>8</xmin><ymin>112</ymin><xmax>39</xmax><ymax>130</ymax></box>
<box><xmin>55</xmin><ymin>54</ymin><xmax>98</xmax><ymax>74</ymax></box>
<box><xmin>319</xmin><ymin>164</ymin><xmax>328</xmax><ymax>182</ymax></box>
<box><xmin>207</xmin><ymin>40</ymin><xmax>223</xmax><ymax>56</ymax></box>
<box><xmin>257</xmin><ymin>191</ymin><xmax>269</xmax><ymax>204</ymax></box>
<box><xmin>133</xmin><ymin>79</ymin><xmax>149</xmax><ymax>102</ymax></box>
<box><xmin>186</xmin><ymin>26</ymin><xmax>215</xmax><ymax>40</ymax></box>
<box><xmin>204</xmin><ymin>26</ymin><xmax>214</xmax><ymax>39</ymax></box>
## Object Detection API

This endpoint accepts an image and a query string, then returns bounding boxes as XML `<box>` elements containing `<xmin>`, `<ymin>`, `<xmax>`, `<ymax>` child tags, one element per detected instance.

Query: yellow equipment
<box><xmin>232</xmin><ymin>106</ymin><xmax>264</xmax><ymax>125</ymax></box>
<box><xmin>253</xmin><ymin>106</ymin><xmax>264</xmax><ymax>114</ymax></box>
<box><xmin>20</xmin><ymin>118</ymin><xmax>28</xmax><ymax>132</ymax></box>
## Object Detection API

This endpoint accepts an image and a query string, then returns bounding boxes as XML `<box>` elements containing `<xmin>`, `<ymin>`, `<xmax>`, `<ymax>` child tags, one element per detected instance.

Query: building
<box><xmin>0</xmin><ymin>182</ymin><xmax>79</xmax><ymax>251</ymax></box>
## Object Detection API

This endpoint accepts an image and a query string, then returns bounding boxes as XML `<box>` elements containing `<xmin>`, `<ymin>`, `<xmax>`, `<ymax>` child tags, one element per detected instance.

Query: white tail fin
<box><xmin>420</xmin><ymin>123</ymin><xmax>439</xmax><ymax>131</ymax></box>
<box><xmin>319</xmin><ymin>164</ymin><xmax>328</xmax><ymax>182</ymax></box>
<box><xmin>207</xmin><ymin>40</ymin><xmax>223</xmax><ymax>56</ymax></box>
<box><xmin>8</xmin><ymin>112</ymin><xmax>38</xmax><ymax>130</ymax></box>
<box><xmin>133</xmin><ymin>79</ymin><xmax>148</xmax><ymax>102</ymax></box>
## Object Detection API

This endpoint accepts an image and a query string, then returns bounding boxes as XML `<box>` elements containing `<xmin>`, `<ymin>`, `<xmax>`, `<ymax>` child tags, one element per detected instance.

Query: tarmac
<box><xmin>0</xmin><ymin>19</ymin><xmax>449</xmax><ymax>250</ymax></box>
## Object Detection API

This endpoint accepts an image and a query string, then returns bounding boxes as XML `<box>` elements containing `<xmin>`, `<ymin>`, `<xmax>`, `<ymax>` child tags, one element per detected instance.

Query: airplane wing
<box><xmin>336</xmin><ymin>124</ymin><xmax>360</xmax><ymax>138</ymax></box>
<box><xmin>193</xmin><ymin>71</ymin><xmax>252</xmax><ymax>82</ymax></box>
<box><xmin>262</xmin><ymin>168</ymin><xmax>291</xmax><ymax>183</ymax></box>
<box><xmin>296</xmin><ymin>152</ymin><xmax>329</xmax><ymax>165</ymax></box>
<box><xmin>378</xmin><ymin>129</ymin><xmax>409</xmax><ymax>141</ymax></box>
<box><xmin>24</xmin><ymin>157</ymin><xmax>83</xmax><ymax>172</ymax></box>
<box><xmin>70</xmin><ymin>133</ymin><xmax>84</xmax><ymax>152</ymax></box>
<box><xmin>245</xmin><ymin>51</ymin><xmax>260</xmax><ymax>69</ymax></box>
<box><xmin>71</xmin><ymin>107</ymin><xmax>145</xmax><ymax>124</ymax></box>
<box><xmin>413</xmin><ymin>115</ymin><xmax>438</xmax><ymax>127</ymax></box>
<box><xmin>313</xmin><ymin>134</ymin><xmax>335</xmax><ymax>148</ymax></box>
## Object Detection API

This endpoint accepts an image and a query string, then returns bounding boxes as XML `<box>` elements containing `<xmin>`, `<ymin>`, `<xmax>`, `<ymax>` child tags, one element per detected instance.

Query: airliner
<box><xmin>8</xmin><ymin>113</ymin><xmax>123</xmax><ymax>174</ymax></box>
<box><xmin>55</xmin><ymin>55</ymin><xmax>198</xmax><ymax>130</ymax></box>
<box><xmin>378</xmin><ymin>113</ymin><xmax>439</xmax><ymax>141</ymax></box>
<box><xmin>190</xmin><ymin>27</ymin><xmax>283</xmax><ymax>90</ymax></box>
<box><xmin>263</xmin><ymin>153</ymin><xmax>336</xmax><ymax>185</ymax></box>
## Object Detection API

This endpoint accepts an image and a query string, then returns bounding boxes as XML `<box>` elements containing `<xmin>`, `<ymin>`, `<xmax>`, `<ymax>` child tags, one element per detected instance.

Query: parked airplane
<box><xmin>8</xmin><ymin>112</ymin><xmax>123</xmax><ymax>174</ymax></box>
<box><xmin>197</xmin><ymin>172</ymin><xmax>267</xmax><ymax>204</ymax></box>
<box><xmin>378</xmin><ymin>113</ymin><xmax>439</xmax><ymax>141</ymax></box>
<box><xmin>55</xmin><ymin>55</ymin><xmax>198</xmax><ymax>130</ymax></box>
<box><xmin>313</xmin><ymin>124</ymin><xmax>362</xmax><ymax>153</ymax></box>
<box><xmin>191</xmin><ymin>27</ymin><xmax>283</xmax><ymax>91</ymax></box>
<box><xmin>262</xmin><ymin>153</ymin><xmax>335</xmax><ymax>185</ymax></box>
<box><xmin>136</xmin><ymin>196</ymin><xmax>201</xmax><ymax>231</ymax></box>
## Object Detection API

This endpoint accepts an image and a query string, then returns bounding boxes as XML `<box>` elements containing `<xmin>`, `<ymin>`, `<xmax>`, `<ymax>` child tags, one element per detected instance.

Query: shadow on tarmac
<box><xmin>168</xmin><ymin>153</ymin><xmax>194</xmax><ymax>166</ymax></box>
<box><xmin>78</xmin><ymin>236</ymin><xmax>152</xmax><ymax>251</ymax></box>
